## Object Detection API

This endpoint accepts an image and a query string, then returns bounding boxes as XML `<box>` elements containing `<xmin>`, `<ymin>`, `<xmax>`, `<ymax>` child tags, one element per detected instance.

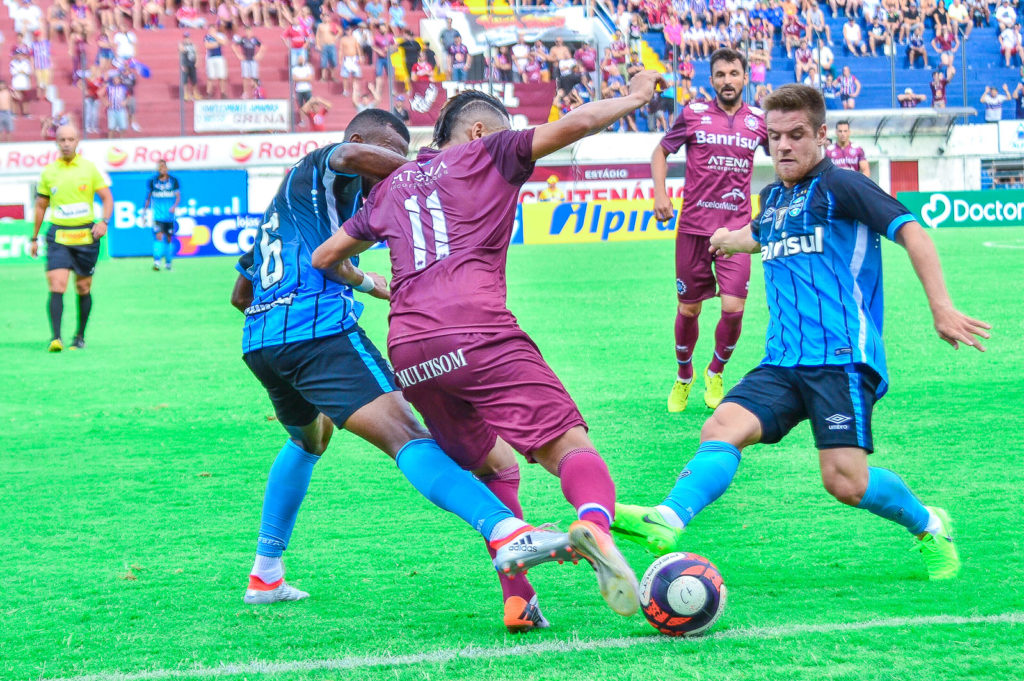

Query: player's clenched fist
<box><xmin>628</xmin><ymin>70</ymin><xmax>666</xmax><ymax>101</ymax></box>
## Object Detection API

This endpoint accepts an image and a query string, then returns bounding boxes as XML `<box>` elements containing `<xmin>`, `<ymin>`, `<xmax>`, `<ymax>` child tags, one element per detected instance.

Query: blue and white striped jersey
<box><xmin>237</xmin><ymin>143</ymin><xmax>366</xmax><ymax>353</ymax></box>
<box><xmin>751</xmin><ymin>158</ymin><xmax>916</xmax><ymax>396</ymax></box>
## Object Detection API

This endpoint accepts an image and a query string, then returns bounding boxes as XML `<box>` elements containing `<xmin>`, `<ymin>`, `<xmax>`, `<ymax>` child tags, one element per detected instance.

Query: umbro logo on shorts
<box><xmin>825</xmin><ymin>413</ymin><xmax>852</xmax><ymax>430</ymax></box>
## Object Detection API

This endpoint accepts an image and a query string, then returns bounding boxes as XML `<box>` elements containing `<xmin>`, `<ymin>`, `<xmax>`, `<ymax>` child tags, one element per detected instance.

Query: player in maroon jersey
<box><xmin>825</xmin><ymin>120</ymin><xmax>870</xmax><ymax>176</ymax></box>
<box><xmin>312</xmin><ymin>70</ymin><xmax>666</xmax><ymax>624</ymax></box>
<box><xmin>652</xmin><ymin>48</ymin><xmax>768</xmax><ymax>414</ymax></box>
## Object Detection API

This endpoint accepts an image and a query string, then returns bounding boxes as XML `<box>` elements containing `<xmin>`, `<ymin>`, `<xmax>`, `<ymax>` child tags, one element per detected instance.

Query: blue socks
<box><xmin>396</xmin><ymin>438</ymin><xmax>513</xmax><ymax>539</ymax></box>
<box><xmin>256</xmin><ymin>440</ymin><xmax>319</xmax><ymax>557</ymax></box>
<box><xmin>152</xmin><ymin>239</ymin><xmax>163</xmax><ymax>261</ymax></box>
<box><xmin>662</xmin><ymin>440</ymin><xmax>741</xmax><ymax>527</ymax></box>
<box><xmin>856</xmin><ymin>467</ymin><xmax>930</xmax><ymax>534</ymax></box>
<box><xmin>164</xmin><ymin>238</ymin><xmax>174</xmax><ymax>264</ymax></box>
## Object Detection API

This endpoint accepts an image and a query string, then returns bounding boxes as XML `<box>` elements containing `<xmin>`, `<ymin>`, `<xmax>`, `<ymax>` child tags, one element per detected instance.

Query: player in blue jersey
<box><xmin>144</xmin><ymin>160</ymin><xmax>181</xmax><ymax>271</ymax></box>
<box><xmin>229</xmin><ymin>109</ymin><xmax>574</xmax><ymax>630</ymax></box>
<box><xmin>613</xmin><ymin>84</ymin><xmax>990</xmax><ymax>580</ymax></box>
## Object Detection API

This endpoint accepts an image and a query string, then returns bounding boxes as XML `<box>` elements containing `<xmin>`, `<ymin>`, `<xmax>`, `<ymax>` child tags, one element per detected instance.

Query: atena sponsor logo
<box><xmin>917</xmin><ymin>192</ymin><xmax>1024</xmax><ymax>228</ymax></box>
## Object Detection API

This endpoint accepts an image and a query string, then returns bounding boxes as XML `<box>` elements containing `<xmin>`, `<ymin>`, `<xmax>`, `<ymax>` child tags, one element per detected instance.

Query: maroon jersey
<box><xmin>344</xmin><ymin>129</ymin><xmax>535</xmax><ymax>347</ymax></box>
<box><xmin>825</xmin><ymin>142</ymin><xmax>867</xmax><ymax>171</ymax></box>
<box><xmin>930</xmin><ymin>77</ymin><xmax>948</xmax><ymax>103</ymax></box>
<box><xmin>659</xmin><ymin>99</ymin><xmax>767</xmax><ymax>236</ymax></box>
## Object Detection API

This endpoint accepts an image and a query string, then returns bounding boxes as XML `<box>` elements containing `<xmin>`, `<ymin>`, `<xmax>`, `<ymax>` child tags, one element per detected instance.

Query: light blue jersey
<box><xmin>146</xmin><ymin>175</ymin><xmax>180</xmax><ymax>223</ymax></box>
<box><xmin>237</xmin><ymin>143</ymin><xmax>365</xmax><ymax>353</ymax></box>
<box><xmin>751</xmin><ymin>159</ymin><xmax>916</xmax><ymax>397</ymax></box>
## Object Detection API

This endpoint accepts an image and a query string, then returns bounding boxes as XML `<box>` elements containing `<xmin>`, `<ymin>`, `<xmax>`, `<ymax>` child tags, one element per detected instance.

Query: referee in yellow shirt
<box><xmin>30</xmin><ymin>125</ymin><xmax>114</xmax><ymax>352</ymax></box>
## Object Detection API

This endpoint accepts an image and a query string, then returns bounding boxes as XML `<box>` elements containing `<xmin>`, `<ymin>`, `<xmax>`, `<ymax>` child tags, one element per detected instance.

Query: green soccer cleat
<box><xmin>704</xmin><ymin>368</ymin><xmax>725</xmax><ymax>409</ymax></box>
<box><xmin>914</xmin><ymin>506</ymin><xmax>961</xmax><ymax>580</ymax></box>
<box><xmin>610</xmin><ymin>503</ymin><xmax>684</xmax><ymax>556</ymax></box>
<box><xmin>667</xmin><ymin>379</ymin><xmax>692</xmax><ymax>413</ymax></box>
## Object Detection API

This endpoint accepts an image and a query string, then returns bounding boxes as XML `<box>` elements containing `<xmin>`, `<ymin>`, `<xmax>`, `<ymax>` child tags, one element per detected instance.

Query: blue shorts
<box><xmin>320</xmin><ymin>44</ymin><xmax>338</xmax><ymax>68</ymax></box>
<box><xmin>375</xmin><ymin>56</ymin><xmax>390</xmax><ymax>77</ymax></box>
<box><xmin>722</xmin><ymin>364</ymin><xmax>880</xmax><ymax>452</ymax></box>
<box><xmin>243</xmin><ymin>327</ymin><xmax>398</xmax><ymax>428</ymax></box>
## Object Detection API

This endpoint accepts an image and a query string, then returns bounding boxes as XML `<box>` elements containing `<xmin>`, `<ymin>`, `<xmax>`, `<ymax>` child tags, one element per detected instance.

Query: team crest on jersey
<box><xmin>676</xmin><ymin>278</ymin><xmax>687</xmax><ymax>295</ymax></box>
<box><xmin>700</xmin><ymin>115</ymin><xmax>712</xmax><ymax>125</ymax></box>
<box><xmin>788</xmin><ymin>195</ymin><xmax>807</xmax><ymax>217</ymax></box>
<box><xmin>690</xmin><ymin>103</ymin><xmax>709</xmax><ymax>113</ymax></box>
<box><xmin>744</xmin><ymin>114</ymin><xmax>759</xmax><ymax>131</ymax></box>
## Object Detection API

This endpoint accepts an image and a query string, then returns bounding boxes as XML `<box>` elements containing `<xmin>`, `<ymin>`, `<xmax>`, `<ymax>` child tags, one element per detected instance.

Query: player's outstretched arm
<box><xmin>311</xmin><ymin>231</ymin><xmax>389</xmax><ymax>298</ymax></box>
<box><xmin>329</xmin><ymin>142</ymin><xmax>408</xmax><ymax>182</ymax></box>
<box><xmin>897</xmin><ymin>221</ymin><xmax>992</xmax><ymax>351</ymax></box>
<box><xmin>530</xmin><ymin>70</ymin><xmax>665</xmax><ymax>161</ymax></box>
<box><xmin>709</xmin><ymin>225</ymin><xmax>759</xmax><ymax>258</ymax></box>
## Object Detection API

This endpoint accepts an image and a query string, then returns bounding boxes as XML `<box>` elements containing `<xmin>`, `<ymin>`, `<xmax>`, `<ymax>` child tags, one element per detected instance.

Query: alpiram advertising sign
<box><xmin>897</xmin><ymin>190</ymin><xmax>1024</xmax><ymax>229</ymax></box>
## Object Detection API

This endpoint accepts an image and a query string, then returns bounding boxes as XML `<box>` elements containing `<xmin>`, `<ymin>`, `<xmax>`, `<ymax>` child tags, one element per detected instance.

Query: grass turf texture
<box><xmin>1</xmin><ymin>228</ymin><xmax>1022</xmax><ymax>681</ymax></box>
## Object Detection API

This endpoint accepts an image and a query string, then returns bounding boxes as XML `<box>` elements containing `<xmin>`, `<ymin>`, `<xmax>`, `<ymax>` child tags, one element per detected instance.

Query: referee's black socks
<box><xmin>76</xmin><ymin>293</ymin><xmax>92</xmax><ymax>340</ymax></box>
<box><xmin>48</xmin><ymin>292</ymin><xmax>63</xmax><ymax>341</ymax></box>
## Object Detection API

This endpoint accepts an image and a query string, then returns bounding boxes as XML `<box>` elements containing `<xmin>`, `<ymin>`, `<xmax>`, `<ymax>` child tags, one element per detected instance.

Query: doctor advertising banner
<box><xmin>897</xmin><ymin>190</ymin><xmax>1024</xmax><ymax>229</ymax></box>
<box><xmin>106</xmin><ymin>170</ymin><xmax>249</xmax><ymax>257</ymax></box>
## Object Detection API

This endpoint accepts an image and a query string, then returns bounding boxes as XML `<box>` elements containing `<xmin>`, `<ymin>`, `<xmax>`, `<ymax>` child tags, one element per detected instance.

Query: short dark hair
<box><xmin>762</xmin><ymin>84</ymin><xmax>826</xmax><ymax>130</ymax></box>
<box><xmin>836</xmin><ymin>119</ymin><xmax>851</xmax><ymax>128</ymax></box>
<box><xmin>431</xmin><ymin>90</ymin><xmax>509</xmax><ymax>148</ymax></box>
<box><xmin>709</xmin><ymin>47</ymin><xmax>747</xmax><ymax>73</ymax></box>
<box><xmin>345</xmin><ymin>108</ymin><xmax>410</xmax><ymax>143</ymax></box>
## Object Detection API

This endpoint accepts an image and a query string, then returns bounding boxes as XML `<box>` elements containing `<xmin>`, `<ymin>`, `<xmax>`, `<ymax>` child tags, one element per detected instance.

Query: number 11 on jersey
<box><xmin>404</xmin><ymin>190</ymin><xmax>450</xmax><ymax>271</ymax></box>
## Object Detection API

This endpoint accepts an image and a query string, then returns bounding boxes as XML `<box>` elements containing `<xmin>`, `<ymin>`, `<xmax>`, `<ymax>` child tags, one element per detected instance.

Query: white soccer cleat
<box><xmin>243</xmin><ymin>578</ymin><xmax>310</xmax><ymax>604</ymax></box>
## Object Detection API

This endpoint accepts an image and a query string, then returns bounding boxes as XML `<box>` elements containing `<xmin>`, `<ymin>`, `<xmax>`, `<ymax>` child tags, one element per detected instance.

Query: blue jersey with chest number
<box><xmin>147</xmin><ymin>175</ymin><xmax>180</xmax><ymax>223</ymax></box>
<box><xmin>237</xmin><ymin>143</ymin><xmax>365</xmax><ymax>353</ymax></box>
<box><xmin>752</xmin><ymin>158</ymin><xmax>916</xmax><ymax>397</ymax></box>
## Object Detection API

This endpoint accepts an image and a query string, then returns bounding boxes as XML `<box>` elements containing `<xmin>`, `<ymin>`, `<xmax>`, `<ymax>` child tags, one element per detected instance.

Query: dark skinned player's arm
<box><xmin>230</xmin><ymin>273</ymin><xmax>254</xmax><ymax>312</ymax></box>
<box><xmin>328</xmin><ymin>142</ymin><xmax>408</xmax><ymax>184</ymax></box>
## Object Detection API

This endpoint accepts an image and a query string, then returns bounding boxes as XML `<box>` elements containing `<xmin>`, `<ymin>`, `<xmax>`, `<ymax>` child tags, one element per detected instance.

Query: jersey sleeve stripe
<box><xmin>886</xmin><ymin>213</ymin><xmax>914</xmax><ymax>241</ymax></box>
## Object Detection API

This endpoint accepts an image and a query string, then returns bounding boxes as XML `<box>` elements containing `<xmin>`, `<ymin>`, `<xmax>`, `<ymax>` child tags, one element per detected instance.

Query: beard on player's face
<box><xmin>716</xmin><ymin>86</ymin><xmax>742</xmax><ymax>106</ymax></box>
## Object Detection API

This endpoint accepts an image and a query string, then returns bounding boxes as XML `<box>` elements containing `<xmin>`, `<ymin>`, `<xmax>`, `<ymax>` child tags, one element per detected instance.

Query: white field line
<box><xmin>45</xmin><ymin>613</ymin><xmax>1023</xmax><ymax>681</ymax></box>
<box><xmin>983</xmin><ymin>240</ymin><xmax>1024</xmax><ymax>249</ymax></box>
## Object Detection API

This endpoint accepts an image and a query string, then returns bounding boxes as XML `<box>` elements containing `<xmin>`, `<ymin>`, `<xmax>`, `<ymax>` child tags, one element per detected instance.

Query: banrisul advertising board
<box><xmin>897</xmin><ymin>190</ymin><xmax>1024</xmax><ymax>229</ymax></box>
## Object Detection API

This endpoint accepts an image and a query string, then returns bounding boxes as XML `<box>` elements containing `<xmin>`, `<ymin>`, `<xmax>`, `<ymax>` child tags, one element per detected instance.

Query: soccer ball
<box><xmin>639</xmin><ymin>552</ymin><xmax>727</xmax><ymax>637</ymax></box>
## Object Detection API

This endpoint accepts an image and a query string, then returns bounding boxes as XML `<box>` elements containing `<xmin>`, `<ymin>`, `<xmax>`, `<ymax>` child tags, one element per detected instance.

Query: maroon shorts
<box><xmin>675</xmin><ymin>231</ymin><xmax>751</xmax><ymax>303</ymax></box>
<box><xmin>388</xmin><ymin>328</ymin><xmax>587</xmax><ymax>471</ymax></box>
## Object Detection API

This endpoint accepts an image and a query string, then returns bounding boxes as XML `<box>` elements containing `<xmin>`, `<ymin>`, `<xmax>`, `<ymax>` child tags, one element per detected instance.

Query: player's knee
<box><xmin>75</xmin><ymin>281</ymin><xmax>91</xmax><ymax>295</ymax></box>
<box><xmin>678</xmin><ymin>302</ymin><xmax>701</xmax><ymax>317</ymax></box>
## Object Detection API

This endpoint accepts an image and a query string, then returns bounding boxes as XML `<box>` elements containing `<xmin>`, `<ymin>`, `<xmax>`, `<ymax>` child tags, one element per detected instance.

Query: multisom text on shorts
<box><xmin>395</xmin><ymin>349</ymin><xmax>468</xmax><ymax>387</ymax></box>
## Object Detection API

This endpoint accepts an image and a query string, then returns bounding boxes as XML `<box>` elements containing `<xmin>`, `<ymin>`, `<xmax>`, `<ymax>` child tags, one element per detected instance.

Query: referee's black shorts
<box><xmin>45</xmin><ymin>224</ymin><xmax>101</xmax><ymax>277</ymax></box>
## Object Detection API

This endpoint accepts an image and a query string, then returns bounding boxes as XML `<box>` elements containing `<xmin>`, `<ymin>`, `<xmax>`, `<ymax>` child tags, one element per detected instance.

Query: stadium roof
<box><xmin>828</xmin><ymin>108</ymin><xmax>978</xmax><ymax>143</ymax></box>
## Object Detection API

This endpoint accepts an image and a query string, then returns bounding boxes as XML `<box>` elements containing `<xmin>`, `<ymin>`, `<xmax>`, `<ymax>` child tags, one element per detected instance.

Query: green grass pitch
<box><xmin>1</xmin><ymin>228</ymin><xmax>1022</xmax><ymax>681</ymax></box>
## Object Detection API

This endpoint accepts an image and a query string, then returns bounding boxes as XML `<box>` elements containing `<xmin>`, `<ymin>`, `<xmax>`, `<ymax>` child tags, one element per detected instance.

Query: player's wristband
<box><xmin>354</xmin><ymin>272</ymin><xmax>376</xmax><ymax>293</ymax></box>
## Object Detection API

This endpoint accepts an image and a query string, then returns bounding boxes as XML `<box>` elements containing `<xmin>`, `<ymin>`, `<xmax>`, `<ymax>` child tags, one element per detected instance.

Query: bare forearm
<box><xmin>898</xmin><ymin>223</ymin><xmax>953</xmax><ymax>312</ymax></box>
<box><xmin>330</xmin><ymin>143</ymin><xmax>407</xmax><ymax>179</ymax></box>
<box><xmin>651</xmin><ymin>146</ymin><xmax>669</xmax><ymax>198</ymax></box>
<box><xmin>33</xmin><ymin>199</ymin><xmax>47</xmax><ymax>237</ymax></box>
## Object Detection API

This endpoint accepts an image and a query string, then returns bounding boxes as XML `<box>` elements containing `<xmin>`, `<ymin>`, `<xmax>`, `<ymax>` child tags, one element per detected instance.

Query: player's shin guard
<box><xmin>558</xmin><ymin>448</ymin><xmax>615</xmax><ymax>533</ymax></box>
<box><xmin>662</xmin><ymin>440</ymin><xmax>741</xmax><ymax>527</ymax></box>
<box><xmin>675</xmin><ymin>313</ymin><xmax>699</xmax><ymax>381</ymax></box>
<box><xmin>257</xmin><ymin>440</ymin><xmax>320</xmax><ymax>557</ymax></box>
<box><xmin>48</xmin><ymin>292</ymin><xmax>63</xmax><ymax>340</ymax></box>
<box><xmin>708</xmin><ymin>310</ymin><xmax>743</xmax><ymax>374</ymax></box>
<box><xmin>479</xmin><ymin>465</ymin><xmax>536</xmax><ymax>602</ymax></box>
<box><xmin>856</xmin><ymin>467</ymin><xmax>930</xmax><ymax>534</ymax></box>
<box><xmin>395</xmin><ymin>438</ymin><xmax>513</xmax><ymax>539</ymax></box>
<box><xmin>76</xmin><ymin>293</ymin><xmax>92</xmax><ymax>338</ymax></box>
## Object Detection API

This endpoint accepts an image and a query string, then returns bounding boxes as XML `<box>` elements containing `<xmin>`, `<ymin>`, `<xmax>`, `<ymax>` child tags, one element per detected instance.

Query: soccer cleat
<box><xmin>152</xmin><ymin>260</ymin><xmax>160</xmax><ymax>271</ymax></box>
<box><xmin>503</xmin><ymin>594</ymin><xmax>551</xmax><ymax>633</ymax></box>
<box><xmin>48</xmin><ymin>338</ymin><xmax>63</xmax><ymax>352</ymax></box>
<box><xmin>610</xmin><ymin>503</ymin><xmax>683</xmax><ymax>556</ymax></box>
<box><xmin>165</xmin><ymin>263</ymin><xmax>172</xmax><ymax>271</ymax></box>
<box><xmin>492</xmin><ymin>524</ymin><xmax>580</xmax><ymax>577</ymax></box>
<box><xmin>68</xmin><ymin>336</ymin><xmax>85</xmax><ymax>350</ymax></box>
<box><xmin>704</xmin><ymin>368</ymin><xmax>725</xmax><ymax>409</ymax></box>
<box><xmin>243</xmin><ymin>575</ymin><xmax>310</xmax><ymax>604</ymax></box>
<box><xmin>914</xmin><ymin>506</ymin><xmax>961</xmax><ymax>580</ymax></box>
<box><xmin>667</xmin><ymin>379</ymin><xmax>692</xmax><ymax>413</ymax></box>
<box><xmin>568</xmin><ymin>519</ymin><xmax>641</xmax><ymax>617</ymax></box>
